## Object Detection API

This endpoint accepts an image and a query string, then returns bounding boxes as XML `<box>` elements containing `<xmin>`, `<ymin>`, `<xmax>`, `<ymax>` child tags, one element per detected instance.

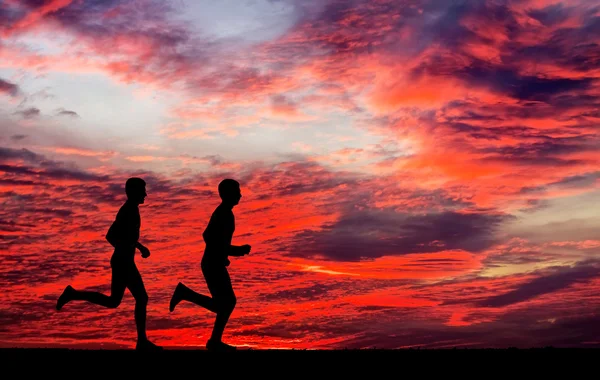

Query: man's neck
<box><xmin>125</xmin><ymin>199</ymin><xmax>139</xmax><ymax>207</ymax></box>
<box><xmin>220</xmin><ymin>202</ymin><xmax>234</xmax><ymax>210</ymax></box>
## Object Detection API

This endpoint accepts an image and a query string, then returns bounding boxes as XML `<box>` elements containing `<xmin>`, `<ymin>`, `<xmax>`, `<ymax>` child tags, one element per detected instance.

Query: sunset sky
<box><xmin>1</xmin><ymin>0</ymin><xmax>599</xmax><ymax>349</ymax></box>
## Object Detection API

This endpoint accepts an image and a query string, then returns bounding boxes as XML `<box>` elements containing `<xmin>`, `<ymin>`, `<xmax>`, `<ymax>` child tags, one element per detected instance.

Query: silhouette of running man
<box><xmin>56</xmin><ymin>177</ymin><xmax>162</xmax><ymax>351</ymax></box>
<box><xmin>169</xmin><ymin>178</ymin><xmax>251</xmax><ymax>352</ymax></box>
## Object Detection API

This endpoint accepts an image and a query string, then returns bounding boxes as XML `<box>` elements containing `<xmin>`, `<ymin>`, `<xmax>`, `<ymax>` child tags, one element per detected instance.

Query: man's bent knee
<box><xmin>134</xmin><ymin>292</ymin><xmax>148</xmax><ymax>305</ymax></box>
<box><xmin>107</xmin><ymin>296</ymin><xmax>122</xmax><ymax>308</ymax></box>
<box><xmin>217</xmin><ymin>296</ymin><xmax>236</xmax><ymax>313</ymax></box>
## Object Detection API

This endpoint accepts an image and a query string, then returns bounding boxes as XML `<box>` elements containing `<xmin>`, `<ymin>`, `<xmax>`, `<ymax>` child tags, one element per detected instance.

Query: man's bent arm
<box><xmin>203</xmin><ymin>230</ymin><xmax>242</xmax><ymax>256</ymax></box>
<box><xmin>227</xmin><ymin>245</ymin><xmax>246</xmax><ymax>256</ymax></box>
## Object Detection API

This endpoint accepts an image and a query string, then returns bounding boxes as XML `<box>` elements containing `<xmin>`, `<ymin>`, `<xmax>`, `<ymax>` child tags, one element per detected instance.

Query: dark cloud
<box><xmin>199</xmin><ymin>154</ymin><xmax>227</xmax><ymax>167</ymax></box>
<box><xmin>0</xmin><ymin>146</ymin><xmax>109</xmax><ymax>182</ymax></box>
<box><xmin>0</xmin><ymin>147</ymin><xmax>45</xmax><ymax>163</ymax></box>
<box><xmin>13</xmin><ymin>207</ymin><xmax>73</xmax><ymax>218</ymax></box>
<box><xmin>513</xmin><ymin>39</ymin><xmax>600</xmax><ymax>73</ymax></box>
<box><xmin>440</xmin><ymin>98</ymin><xmax>600</xmax><ymax>134</ymax></box>
<box><xmin>0</xmin><ymin>219</ymin><xmax>36</xmax><ymax>232</ymax></box>
<box><xmin>10</xmin><ymin>134</ymin><xmax>27</xmax><ymax>141</ymax></box>
<box><xmin>548</xmin><ymin>171</ymin><xmax>600</xmax><ymax>189</ymax></box>
<box><xmin>0</xmin><ymin>2</ymin><xmax>24</xmax><ymax>29</ymax></box>
<box><xmin>479</xmin><ymin>136</ymin><xmax>597</xmax><ymax>166</ymax></box>
<box><xmin>7</xmin><ymin>0</ymin><xmax>600</xmax><ymax>109</ymax></box>
<box><xmin>297</xmin><ymin>0</ymin><xmax>516</xmax><ymax>58</ymax></box>
<box><xmin>274</xmin><ymin>177</ymin><xmax>352</xmax><ymax>197</ymax></box>
<box><xmin>0</xmin><ymin>163</ymin><xmax>106</xmax><ymax>182</ymax></box>
<box><xmin>503</xmin><ymin>7</ymin><xmax>600</xmax><ymax>73</ymax></box>
<box><xmin>232</xmin><ymin>316</ymin><xmax>367</xmax><ymax>341</ymax></box>
<box><xmin>14</xmin><ymin>107</ymin><xmax>40</xmax><ymax>119</ymax></box>
<box><xmin>2</xmin><ymin>0</ymin><xmax>228</xmax><ymax>100</ymax></box>
<box><xmin>482</xmin><ymin>242</ymin><xmax>555</xmax><ymax>267</ymax></box>
<box><xmin>520</xmin><ymin>171</ymin><xmax>600</xmax><ymax>194</ymax></box>
<box><xmin>382</xmin><ymin>1</ymin><xmax>600</xmax><ymax>108</ymax></box>
<box><xmin>285</xmin><ymin>209</ymin><xmax>512</xmax><ymax>261</ymax></box>
<box><xmin>0</xmin><ymin>250</ymin><xmax>107</xmax><ymax>287</ymax></box>
<box><xmin>517</xmin><ymin>198</ymin><xmax>552</xmax><ymax>214</ymax></box>
<box><xmin>55</xmin><ymin>108</ymin><xmax>79</xmax><ymax>118</ymax></box>
<box><xmin>333</xmin><ymin>312</ymin><xmax>600</xmax><ymax>349</ymax></box>
<box><xmin>54</xmin><ymin>0</ymin><xmax>176</xmax><ymax>39</ymax></box>
<box><xmin>431</xmin><ymin>1</ymin><xmax>599</xmax><ymax>77</ymax></box>
<box><xmin>431</xmin><ymin>100</ymin><xmax>600</xmax><ymax>170</ymax></box>
<box><xmin>242</xmin><ymin>160</ymin><xmax>365</xmax><ymax>205</ymax></box>
<box><xmin>466</xmin><ymin>100</ymin><xmax>596</xmax><ymax>122</ymax></box>
<box><xmin>527</xmin><ymin>3</ymin><xmax>573</xmax><ymax>27</ymax></box>
<box><xmin>0</xmin><ymin>178</ymin><xmax>38</xmax><ymax>186</ymax></box>
<box><xmin>47</xmin><ymin>0</ymin><xmax>214</xmax><ymax>88</ymax></box>
<box><xmin>477</xmin><ymin>261</ymin><xmax>600</xmax><ymax>308</ymax></box>
<box><xmin>270</xmin><ymin>94</ymin><xmax>298</xmax><ymax>114</ymax></box>
<box><xmin>261</xmin><ymin>283</ymin><xmax>333</xmax><ymax>302</ymax></box>
<box><xmin>0</xmin><ymin>306</ymin><xmax>55</xmax><ymax>332</ymax></box>
<box><xmin>40</xmin><ymin>331</ymin><xmax>117</xmax><ymax>340</ymax></box>
<box><xmin>452</xmin><ymin>63</ymin><xmax>593</xmax><ymax>102</ymax></box>
<box><xmin>0</xmin><ymin>78</ymin><xmax>19</xmax><ymax>96</ymax></box>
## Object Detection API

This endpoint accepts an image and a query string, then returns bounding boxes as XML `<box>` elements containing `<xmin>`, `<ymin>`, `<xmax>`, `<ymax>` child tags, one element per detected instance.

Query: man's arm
<box><xmin>203</xmin><ymin>228</ymin><xmax>240</xmax><ymax>255</ymax></box>
<box><xmin>136</xmin><ymin>242</ymin><xmax>150</xmax><ymax>258</ymax></box>
<box><xmin>228</xmin><ymin>245</ymin><xmax>250</xmax><ymax>256</ymax></box>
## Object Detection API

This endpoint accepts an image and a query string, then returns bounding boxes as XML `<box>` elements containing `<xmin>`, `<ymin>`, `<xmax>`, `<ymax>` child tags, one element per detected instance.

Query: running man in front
<box><xmin>169</xmin><ymin>178</ymin><xmax>251</xmax><ymax>351</ymax></box>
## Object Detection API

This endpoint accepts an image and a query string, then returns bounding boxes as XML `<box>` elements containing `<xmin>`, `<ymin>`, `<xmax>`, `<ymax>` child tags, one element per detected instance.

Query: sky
<box><xmin>1</xmin><ymin>0</ymin><xmax>599</xmax><ymax>350</ymax></box>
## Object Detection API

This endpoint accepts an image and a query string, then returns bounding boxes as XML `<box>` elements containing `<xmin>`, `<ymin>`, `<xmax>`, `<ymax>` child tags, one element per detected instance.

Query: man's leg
<box><xmin>169</xmin><ymin>282</ymin><xmax>217</xmax><ymax>313</ymax></box>
<box><xmin>126</xmin><ymin>263</ymin><xmax>162</xmax><ymax>350</ymax></box>
<box><xmin>204</xmin><ymin>265</ymin><xmax>237</xmax><ymax>351</ymax></box>
<box><xmin>56</xmin><ymin>262</ymin><xmax>126</xmax><ymax>310</ymax></box>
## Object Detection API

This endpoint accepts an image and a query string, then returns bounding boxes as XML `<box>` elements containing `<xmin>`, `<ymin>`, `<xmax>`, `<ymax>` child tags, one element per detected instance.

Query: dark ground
<box><xmin>0</xmin><ymin>348</ymin><xmax>600</xmax><ymax>380</ymax></box>
<box><xmin>0</xmin><ymin>347</ymin><xmax>596</xmax><ymax>375</ymax></box>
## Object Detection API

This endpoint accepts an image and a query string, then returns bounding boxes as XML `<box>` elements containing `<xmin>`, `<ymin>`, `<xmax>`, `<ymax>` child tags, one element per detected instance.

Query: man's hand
<box><xmin>138</xmin><ymin>245</ymin><xmax>151</xmax><ymax>258</ymax></box>
<box><xmin>241</xmin><ymin>244</ymin><xmax>251</xmax><ymax>256</ymax></box>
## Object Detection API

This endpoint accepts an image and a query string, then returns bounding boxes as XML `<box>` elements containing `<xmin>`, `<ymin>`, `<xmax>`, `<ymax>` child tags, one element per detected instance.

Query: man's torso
<box><xmin>202</xmin><ymin>204</ymin><xmax>234</xmax><ymax>266</ymax></box>
<box><xmin>111</xmin><ymin>201</ymin><xmax>140</xmax><ymax>259</ymax></box>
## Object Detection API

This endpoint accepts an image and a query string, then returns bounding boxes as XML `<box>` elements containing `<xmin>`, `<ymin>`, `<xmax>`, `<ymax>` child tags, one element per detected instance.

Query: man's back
<box><xmin>202</xmin><ymin>203</ymin><xmax>234</xmax><ymax>265</ymax></box>
<box><xmin>107</xmin><ymin>201</ymin><xmax>141</xmax><ymax>251</ymax></box>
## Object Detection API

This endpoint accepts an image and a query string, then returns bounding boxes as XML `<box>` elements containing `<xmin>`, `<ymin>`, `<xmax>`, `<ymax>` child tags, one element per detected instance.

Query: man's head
<box><xmin>125</xmin><ymin>177</ymin><xmax>147</xmax><ymax>204</ymax></box>
<box><xmin>218</xmin><ymin>178</ymin><xmax>241</xmax><ymax>206</ymax></box>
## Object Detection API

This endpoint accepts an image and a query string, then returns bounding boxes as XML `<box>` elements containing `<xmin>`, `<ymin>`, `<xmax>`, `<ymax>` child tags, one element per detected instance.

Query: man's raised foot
<box><xmin>56</xmin><ymin>285</ymin><xmax>74</xmax><ymax>311</ymax></box>
<box><xmin>169</xmin><ymin>282</ymin><xmax>185</xmax><ymax>312</ymax></box>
